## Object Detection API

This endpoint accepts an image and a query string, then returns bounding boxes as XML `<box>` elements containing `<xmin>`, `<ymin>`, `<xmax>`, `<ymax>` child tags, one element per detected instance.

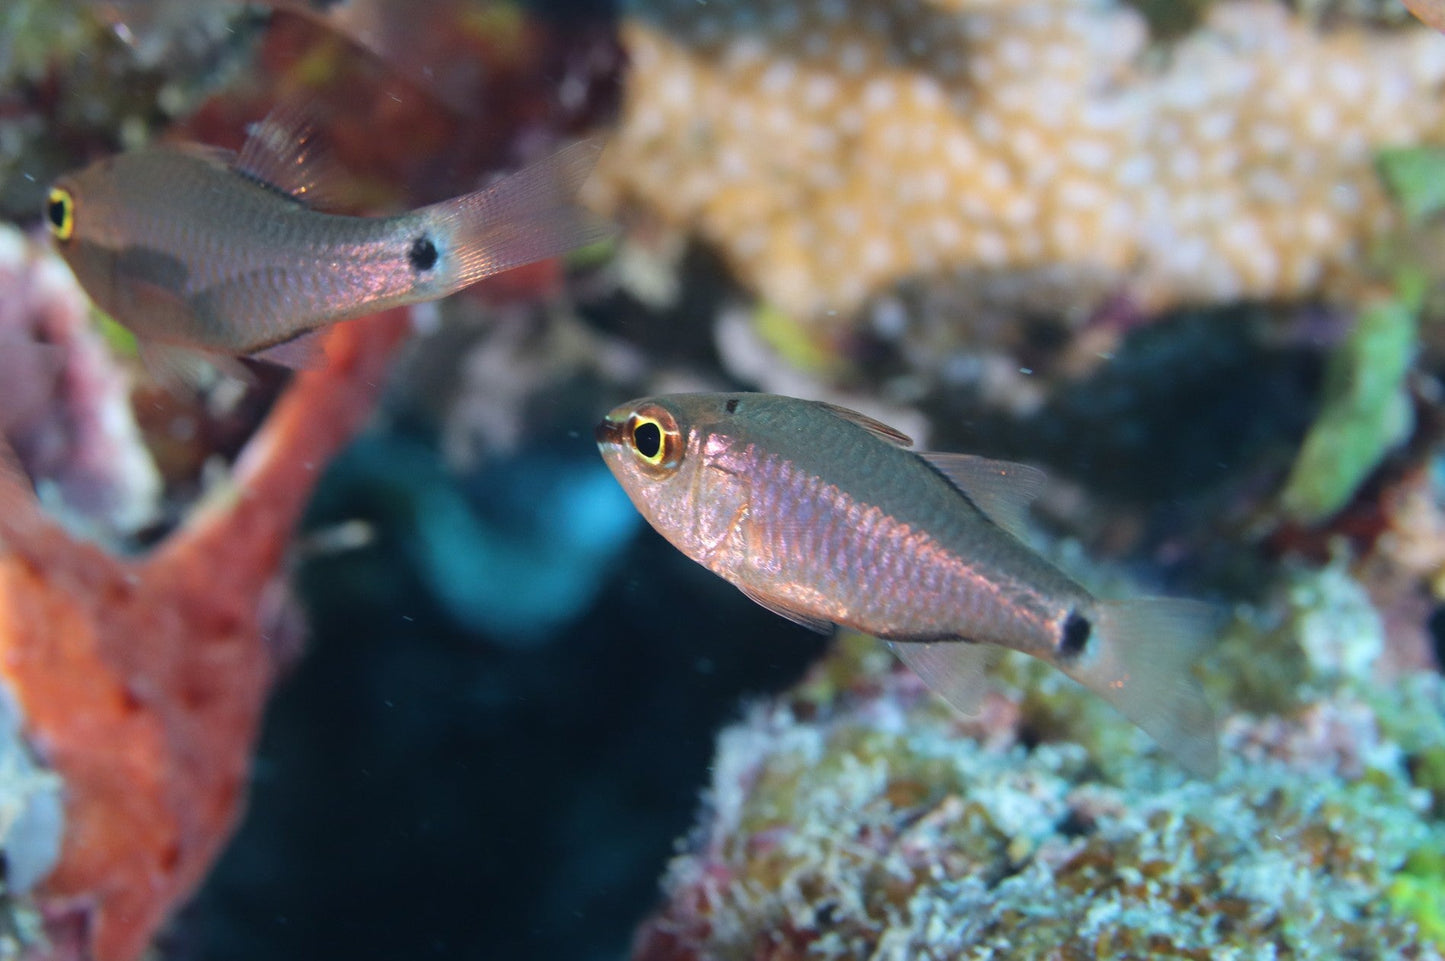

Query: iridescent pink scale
<box><xmin>596</xmin><ymin>392</ymin><xmax>1221</xmax><ymax>777</ymax></box>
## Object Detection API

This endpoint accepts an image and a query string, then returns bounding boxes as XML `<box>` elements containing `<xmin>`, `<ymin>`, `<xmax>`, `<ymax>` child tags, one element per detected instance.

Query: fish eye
<box><xmin>46</xmin><ymin>187</ymin><xmax>75</xmax><ymax>242</ymax></box>
<box><xmin>627</xmin><ymin>406</ymin><xmax>681</xmax><ymax>472</ymax></box>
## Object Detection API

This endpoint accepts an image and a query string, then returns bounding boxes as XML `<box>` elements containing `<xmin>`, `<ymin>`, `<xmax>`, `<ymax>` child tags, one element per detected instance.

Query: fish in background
<box><xmin>43</xmin><ymin>104</ymin><xmax>609</xmax><ymax>382</ymax></box>
<box><xmin>596</xmin><ymin>392</ymin><xmax>1220</xmax><ymax>778</ymax></box>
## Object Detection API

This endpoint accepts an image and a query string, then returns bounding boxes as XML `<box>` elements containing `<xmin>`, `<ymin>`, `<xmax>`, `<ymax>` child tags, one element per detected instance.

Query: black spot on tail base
<box><xmin>408</xmin><ymin>235</ymin><xmax>438</xmax><ymax>272</ymax></box>
<box><xmin>725</xmin><ymin>397</ymin><xmax>740</xmax><ymax>414</ymax></box>
<box><xmin>1060</xmin><ymin>610</ymin><xmax>1091</xmax><ymax>660</ymax></box>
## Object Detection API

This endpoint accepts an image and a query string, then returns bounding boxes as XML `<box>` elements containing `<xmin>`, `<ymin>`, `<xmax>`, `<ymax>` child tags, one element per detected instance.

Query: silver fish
<box><xmin>44</xmin><ymin>106</ymin><xmax>608</xmax><ymax>378</ymax></box>
<box><xmin>596</xmin><ymin>392</ymin><xmax>1219</xmax><ymax>777</ymax></box>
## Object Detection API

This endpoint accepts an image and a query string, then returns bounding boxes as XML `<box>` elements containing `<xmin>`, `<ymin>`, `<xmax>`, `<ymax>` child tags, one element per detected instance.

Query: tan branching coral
<box><xmin>591</xmin><ymin>0</ymin><xmax>1445</xmax><ymax>327</ymax></box>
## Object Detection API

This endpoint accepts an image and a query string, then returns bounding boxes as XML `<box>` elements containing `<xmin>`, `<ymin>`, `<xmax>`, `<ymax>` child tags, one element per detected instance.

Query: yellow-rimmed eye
<box><xmin>627</xmin><ymin>406</ymin><xmax>681</xmax><ymax>472</ymax></box>
<box><xmin>46</xmin><ymin>187</ymin><xmax>75</xmax><ymax>242</ymax></box>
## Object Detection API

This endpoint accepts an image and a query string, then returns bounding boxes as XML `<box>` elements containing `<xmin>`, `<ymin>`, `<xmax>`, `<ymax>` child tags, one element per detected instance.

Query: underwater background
<box><xmin>2</xmin><ymin>1</ymin><xmax>1445</xmax><ymax>959</ymax></box>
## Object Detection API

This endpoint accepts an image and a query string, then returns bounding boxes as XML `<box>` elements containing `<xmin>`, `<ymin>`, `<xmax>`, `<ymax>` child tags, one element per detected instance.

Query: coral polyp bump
<box><xmin>592</xmin><ymin>0</ymin><xmax>1445</xmax><ymax>326</ymax></box>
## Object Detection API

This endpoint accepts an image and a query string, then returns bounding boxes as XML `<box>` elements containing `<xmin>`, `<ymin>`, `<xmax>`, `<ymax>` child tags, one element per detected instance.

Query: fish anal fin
<box><xmin>736</xmin><ymin>583</ymin><xmax>835</xmax><ymax>634</ymax></box>
<box><xmin>1060</xmin><ymin>597</ymin><xmax>1221</xmax><ymax>779</ymax></box>
<box><xmin>889</xmin><ymin>640</ymin><xmax>999</xmax><ymax>716</ymax></box>
<box><xmin>250</xmin><ymin>328</ymin><xmax>329</xmax><ymax>369</ymax></box>
<box><xmin>814</xmin><ymin>401</ymin><xmax>914</xmax><ymax>447</ymax></box>
<box><xmin>921</xmin><ymin>452</ymin><xmax>1044</xmax><ymax>540</ymax></box>
<box><xmin>234</xmin><ymin>102</ymin><xmax>347</xmax><ymax>210</ymax></box>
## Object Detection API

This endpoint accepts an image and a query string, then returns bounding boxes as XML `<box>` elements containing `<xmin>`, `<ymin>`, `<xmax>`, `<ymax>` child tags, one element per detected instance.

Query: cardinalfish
<box><xmin>596</xmin><ymin>392</ymin><xmax>1220</xmax><ymax>777</ymax></box>
<box><xmin>43</xmin><ymin>106</ymin><xmax>608</xmax><ymax>380</ymax></box>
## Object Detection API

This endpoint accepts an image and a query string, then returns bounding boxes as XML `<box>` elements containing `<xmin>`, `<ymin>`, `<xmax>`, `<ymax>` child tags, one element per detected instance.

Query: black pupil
<box><xmin>48</xmin><ymin>198</ymin><xmax>67</xmax><ymax>229</ymax></box>
<box><xmin>633</xmin><ymin>421</ymin><xmax>662</xmax><ymax>459</ymax></box>
<box><xmin>408</xmin><ymin>236</ymin><xmax>438</xmax><ymax>272</ymax></box>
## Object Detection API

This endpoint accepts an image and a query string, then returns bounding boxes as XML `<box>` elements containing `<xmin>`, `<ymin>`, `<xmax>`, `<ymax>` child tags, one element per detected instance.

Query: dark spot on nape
<box><xmin>1060</xmin><ymin>610</ymin><xmax>1091</xmax><ymax>659</ymax></box>
<box><xmin>408</xmin><ymin>235</ymin><xmax>438</xmax><ymax>272</ymax></box>
<box><xmin>725</xmin><ymin>397</ymin><xmax>740</xmax><ymax>414</ymax></box>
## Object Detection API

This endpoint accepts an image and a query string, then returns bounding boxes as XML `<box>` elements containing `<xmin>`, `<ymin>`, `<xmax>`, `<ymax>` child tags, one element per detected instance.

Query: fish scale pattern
<box><xmin>737</xmin><ymin>435</ymin><xmax>1049</xmax><ymax>643</ymax></box>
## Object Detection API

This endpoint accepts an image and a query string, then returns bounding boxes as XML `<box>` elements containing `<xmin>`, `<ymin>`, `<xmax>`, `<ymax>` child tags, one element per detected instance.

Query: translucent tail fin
<box><xmin>1061</xmin><ymin>598</ymin><xmax>1221</xmax><ymax>778</ymax></box>
<box><xmin>434</xmin><ymin>139</ymin><xmax>615</xmax><ymax>290</ymax></box>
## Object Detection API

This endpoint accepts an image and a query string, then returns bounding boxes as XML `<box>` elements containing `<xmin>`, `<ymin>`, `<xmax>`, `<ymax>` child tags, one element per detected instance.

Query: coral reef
<box><xmin>631</xmin><ymin>619</ymin><xmax>1445</xmax><ymax>960</ymax></box>
<box><xmin>0</xmin><ymin>226</ymin><xmax>161</xmax><ymax>541</ymax></box>
<box><xmin>1403</xmin><ymin>0</ymin><xmax>1445</xmax><ymax>33</ymax></box>
<box><xmin>0</xmin><ymin>310</ymin><xmax>409</xmax><ymax>961</ymax></box>
<box><xmin>591</xmin><ymin>0</ymin><xmax>1445</xmax><ymax>332</ymax></box>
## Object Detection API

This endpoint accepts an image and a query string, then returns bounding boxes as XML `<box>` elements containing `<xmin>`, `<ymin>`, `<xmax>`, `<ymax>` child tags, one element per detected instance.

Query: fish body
<box><xmin>596</xmin><ymin>392</ymin><xmax>1219</xmax><ymax>777</ymax></box>
<box><xmin>45</xmin><ymin>107</ymin><xmax>605</xmax><ymax>370</ymax></box>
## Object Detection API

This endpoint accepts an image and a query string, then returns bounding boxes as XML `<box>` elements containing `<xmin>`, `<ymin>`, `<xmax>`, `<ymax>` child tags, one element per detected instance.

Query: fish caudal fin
<box><xmin>436</xmin><ymin>139</ymin><xmax>614</xmax><ymax>289</ymax></box>
<box><xmin>1061</xmin><ymin>598</ymin><xmax>1221</xmax><ymax>779</ymax></box>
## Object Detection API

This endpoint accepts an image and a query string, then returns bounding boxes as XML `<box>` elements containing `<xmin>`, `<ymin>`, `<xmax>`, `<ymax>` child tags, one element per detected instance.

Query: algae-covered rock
<box><xmin>633</xmin><ymin>645</ymin><xmax>1445</xmax><ymax>960</ymax></box>
<box><xmin>632</xmin><ymin>543</ymin><xmax>1445</xmax><ymax>961</ymax></box>
<box><xmin>1280</xmin><ymin>285</ymin><xmax>1418</xmax><ymax>525</ymax></box>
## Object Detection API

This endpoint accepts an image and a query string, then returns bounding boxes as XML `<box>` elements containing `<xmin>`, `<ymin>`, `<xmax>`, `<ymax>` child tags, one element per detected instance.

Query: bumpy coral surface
<box><xmin>631</xmin><ymin>628</ymin><xmax>1445</xmax><ymax>960</ymax></box>
<box><xmin>0</xmin><ymin>226</ymin><xmax>161</xmax><ymax>540</ymax></box>
<box><xmin>592</xmin><ymin>0</ymin><xmax>1445</xmax><ymax>327</ymax></box>
<box><xmin>0</xmin><ymin>312</ymin><xmax>409</xmax><ymax>961</ymax></box>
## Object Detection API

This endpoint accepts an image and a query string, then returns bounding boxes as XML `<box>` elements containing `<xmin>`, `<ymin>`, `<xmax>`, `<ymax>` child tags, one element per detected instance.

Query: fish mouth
<box><xmin>594</xmin><ymin>416</ymin><xmax>626</xmax><ymax>447</ymax></box>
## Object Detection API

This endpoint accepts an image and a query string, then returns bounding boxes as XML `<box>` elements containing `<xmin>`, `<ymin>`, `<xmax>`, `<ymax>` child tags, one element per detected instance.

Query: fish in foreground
<box><xmin>596</xmin><ymin>392</ymin><xmax>1220</xmax><ymax>777</ymax></box>
<box><xmin>44</xmin><ymin>105</ymin><xmax>609</xmax><ymax>380</ymax></box>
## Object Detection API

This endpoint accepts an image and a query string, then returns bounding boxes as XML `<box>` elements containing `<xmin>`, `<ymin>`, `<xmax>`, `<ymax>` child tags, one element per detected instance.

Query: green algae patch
<box><xmin>95</xmin><ymin>311</ymin><xmax>139</xmax><ymax>359</ymax></box>
<box><xmin>752</xmin><ymin>302</ymin><xmax>847</xmax><ymax>379</ymax></box>
<box><xmin>1378</xmin><ymin>147</ymin><xmax>1445</xmax><ymax>227</ymax></box>
<box><xmin>1281</xmin><ymin>285</ymin><xmax>1419</xmax><ymax>525</ymax></box>
<box><xmin>1390</xmin><ymin>848</ymin><xmax>1445</xmax><ymax>949</ymax></box>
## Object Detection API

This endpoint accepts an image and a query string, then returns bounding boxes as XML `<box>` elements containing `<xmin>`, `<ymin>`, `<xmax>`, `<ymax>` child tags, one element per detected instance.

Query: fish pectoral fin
<box><xmin>812</xmin><ymin>401</ymin><xmax>914</xmax><ymax>447</ymax></box>
<box><xmin>234</xmin><ymin>101</ymin><xmax>349</xmax><ymax>210</ymax></box>
<box><xmin>919</xmin><ymin>452</ymin><xmax>1045</xmax><ymax>540</ymax></box>
<box><xmin>888</xmin><ymin>640</ymin><xmax>999</xmax><ymax>717</ymax></box>
<box><xmin>736</xmin><ymin>584</ymin><xmax>835</xmax><ymax>634</ymax></box>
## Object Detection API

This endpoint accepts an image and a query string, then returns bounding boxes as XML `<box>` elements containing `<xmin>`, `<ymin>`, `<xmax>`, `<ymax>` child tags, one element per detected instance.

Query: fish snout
<box><xmin>594</xmin><ymin>415</ymin><xmax>626</xmax><ymax>448</ymax></box>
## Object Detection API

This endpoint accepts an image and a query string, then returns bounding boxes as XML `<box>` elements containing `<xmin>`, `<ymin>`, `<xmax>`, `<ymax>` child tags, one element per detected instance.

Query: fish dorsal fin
<box><xmin>737</xmin><ymin>583</ymin><xmax>835</xmax><ymax>634</ymax></box>
<box><xmin>234</xmin><ymin>102</ymin><xmax>344</xmax><ymax>209</ymax></box>
<box><xmin>920</xmin><ymin>452</ymin><xmax>1044</xmax><ymax>540</ymax></box>
<box><xmin>814</xmin><ymin>401</ymin><xmax>914</xmax><ymax>447</ymax></box>
<box><xmin>888</xmin><ymin>640</ymin><xmax>1000</xmax><ymax>716</ymax></box>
